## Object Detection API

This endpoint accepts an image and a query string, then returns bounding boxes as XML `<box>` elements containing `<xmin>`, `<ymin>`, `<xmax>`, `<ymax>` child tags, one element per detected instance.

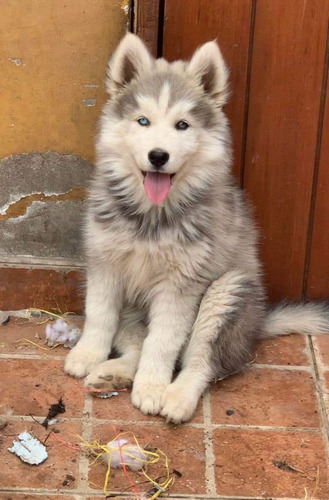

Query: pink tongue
<box><xmin>144</xmin><ymin>172</ymin><xmax>171</xmax><ymax>204</ymax></box>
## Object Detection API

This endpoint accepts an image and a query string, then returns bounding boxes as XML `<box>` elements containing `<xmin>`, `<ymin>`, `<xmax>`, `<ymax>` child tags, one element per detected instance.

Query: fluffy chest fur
<box><xmin>86</xmin><ymin>215</ymin><xmax>215</xmax><ymax>303</ymax></box>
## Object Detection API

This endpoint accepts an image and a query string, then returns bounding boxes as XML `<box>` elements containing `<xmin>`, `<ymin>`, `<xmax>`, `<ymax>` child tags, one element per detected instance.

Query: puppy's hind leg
<box><xmin>160</xmin><ymin>270</ymin><xmax>265</xmax><ymax>423</ymax></box>
<box><xmin>85</xmin><ymin>308</ymin><xmax>147</xmax><ymax>393</ymax></box>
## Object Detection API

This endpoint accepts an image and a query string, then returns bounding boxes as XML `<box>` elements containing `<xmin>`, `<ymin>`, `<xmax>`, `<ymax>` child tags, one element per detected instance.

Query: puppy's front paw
<box><xmin>132</xmin><ymin>375</ymin><xmax>168</xmax><ymax>415</ymax></box>
<box><xmin>84</xmin><ymin>358</ymin><xmax>134</xmax><ymax>392</ymax></box>
<box><xmin>64</xmin><ymin>343</ymin><xmax>107</xmax><ymax>378</ymax></box>
<box><xmin>160</xmin><ymin>382</ymin><xmax>199</xmax><ymax>424</ymax></box>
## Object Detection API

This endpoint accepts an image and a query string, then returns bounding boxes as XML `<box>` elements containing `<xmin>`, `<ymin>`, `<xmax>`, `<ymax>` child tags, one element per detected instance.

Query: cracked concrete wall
<box><xmin>0</xmin><ymin>152</ymin><xmax>92</xmax><ymax>262</ymax></box>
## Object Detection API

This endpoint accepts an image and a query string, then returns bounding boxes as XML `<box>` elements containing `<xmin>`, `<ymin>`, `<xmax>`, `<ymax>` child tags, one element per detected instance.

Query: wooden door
<box><xmin>140</xmin><ymin>0</ymin><xmax>329</xmax><ymax>302</ymax></box>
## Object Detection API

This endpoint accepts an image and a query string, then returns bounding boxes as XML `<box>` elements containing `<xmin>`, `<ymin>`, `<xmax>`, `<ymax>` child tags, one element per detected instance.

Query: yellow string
<box><xmin>141</xmin><ymin>448</ymin><xmax>174</xmax><ymax>499</ymax></box>
<box><xmin>15</xmin><ymin>338</ymin><xmax>60</xmax><ymax>350</ymax></box>
<box><xmin>10</xmin><ymin>307</ymin><xmax>76</xmax><ymax>325</ymax></box>
<box><xmin>78</xmin><ymin>431</ymin><xmax>174</xmax><ymax>496</ymax></box>
<box><xmin>27</xmin><ymin>307</ymin><xmax>75</xmax><ymax>325</ymax></box>
<box><xmin>304</xmin><ymin>466</ymin><xmax>320</xmax><ymax>500</ymax></box>
<box><xmin>13</xmin><ymin>307</ymin><xmax>79</xmax><ymax>349</ymax></box>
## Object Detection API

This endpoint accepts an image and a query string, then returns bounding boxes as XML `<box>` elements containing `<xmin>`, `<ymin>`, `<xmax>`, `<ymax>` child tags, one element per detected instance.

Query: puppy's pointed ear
<box><xmin>107</xmin><ymin>33</ymin><xmax>153</xmax><ymax>96</ymax></box>
<box><xmin>187</xmin><ymin>41</ymin><xmax>229</xmax><ymax>107</ymax></box>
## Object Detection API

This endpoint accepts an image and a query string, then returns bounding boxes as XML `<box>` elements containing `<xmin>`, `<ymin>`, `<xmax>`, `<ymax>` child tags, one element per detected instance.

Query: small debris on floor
<box><xmin>84</xmin><ymin>387</ymin><xmax>128</xmax><ymax>398</ymax></box>
<box><xmin>62</xmin><ymin>473</ymin><xmax>75</xmax><ymax>487</ymax></box>
<box><xmin>0</xmin><ymin>417</ymin><xmax>8</xmax><ymax>430</ymax></box>
<box><xmin>95</xmin><ymin>391</ymin><xmax>119</xmax><ymax>399</ymax></box>
<box><xmin>144</xmin><ymin>486</ymin><xmax>159</xmax><ymax>498</ymax></box>
<box><xmin>0</xmin><ymin>308</ymin><xmax>53</xmax><ymax>325</ymax></box>
<box><xmin>8</xmin><ymin>431</ymin><xmax>48</xmax><ymax>465</ymax></box>
<box><xmin>104</xmin><ymin>438</ymin><xmax>147</xmax><ymax>471</ymax></box>
<box><xmin>1</xmin><ymin>316</ymin><xmax>10</xmax><ymax>326</ymax></box>
<box><xmin>226</xmin><ymin>409</ymin><xmax>235</xmax><ymax>416</ymax></box>
<box><xmin>173</xmin><ymin>468</ymin><xmax>183</xmax><ymax>477</ymax></box>
<box><xmin>42</xmin><ymin>397</ymin><xmax>65</xmax><ymax>428</ymax></box>
<box><xmin>0</xmin><ymin>310</ymin><xmax>24</xmax><ymax>324</ymax></box>
<box><xmin>272</xmin><ymin>459</ymin><xmax>304</xmax><ymax>474</ymax></box>
<box><xmin>1</xmin><ymin>307</ymin><xmax>81</xmax><ymax>344</ymax></box>
<box><xmin>0</xmin><ymin>407</ymin><xmax>12</xmax><ymax>430</ymax></box>
<box><xmin>236</xmin><ymin>408</ymin><xmax>246</xmax><ymax>417</ymax></box>
<box><xmin>80</xmin><ymin>431</ymin><xmax>174</xmax><ymax>497</ymax></box>
<box><xmin>46</xmin><ymin>319</ymin><xmax>81</xmax><ymax>348</ymax></box>
<box><xmin>47</xmin><ymin>418</ymin><xmax>59</xmax><ymax>426</ymax></box>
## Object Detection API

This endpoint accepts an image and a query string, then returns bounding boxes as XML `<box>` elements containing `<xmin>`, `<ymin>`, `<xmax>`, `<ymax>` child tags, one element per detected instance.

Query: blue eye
<box><xmin>137</xmin><ymin>116</ymin><xmax>150</xmax><ymax>126</ymax></box>
<box><xmin>175</xmin><ymin>120</ymin><xmax>189</xmax><ymax>131</ymax></box>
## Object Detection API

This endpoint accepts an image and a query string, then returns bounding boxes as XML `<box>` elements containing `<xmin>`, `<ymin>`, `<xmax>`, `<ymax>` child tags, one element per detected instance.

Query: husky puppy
<box><xmin>65</xmin><ymin>33</ymin><xmax>329</xmax><ymax>423</ymax></box>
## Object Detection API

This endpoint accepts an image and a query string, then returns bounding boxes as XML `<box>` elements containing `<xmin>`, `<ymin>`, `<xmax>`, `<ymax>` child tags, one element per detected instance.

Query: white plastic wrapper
<box><xmin>0</xmin><ymin>309</ymin><xmax>31</xmax><ymax>325</ymax></box>
<box><xmin>8</xmin><ymin>431</ymin><xmax>48</xmax><ymax>465</ymax></box>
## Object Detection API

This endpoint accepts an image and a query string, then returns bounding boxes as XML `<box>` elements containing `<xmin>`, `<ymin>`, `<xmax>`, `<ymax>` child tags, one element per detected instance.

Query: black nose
<box><xmin>148</xmin><ymin>149</ymin><xmax>170</xmax><ymax>169</ymax></box>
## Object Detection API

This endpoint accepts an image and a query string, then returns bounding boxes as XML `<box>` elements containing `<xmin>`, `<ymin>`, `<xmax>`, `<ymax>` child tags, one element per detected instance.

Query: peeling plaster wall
<box><xmin>0</xmin><ymin>152</ymin><xmax>90</xmax><ymax>212</ymax></box>
<box><xmin>0</xmin><ymin>2</ymin><xmax>128</xmax><ymax>310</ymax></box>
<box><xmin>0</xmin><ymin>152</ymin><xmax>92</xmax><ymax>262</ymax></box>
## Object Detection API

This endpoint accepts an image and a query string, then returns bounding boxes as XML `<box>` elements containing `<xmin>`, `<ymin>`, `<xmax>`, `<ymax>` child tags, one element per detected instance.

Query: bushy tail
<box><xmin>262</xmin><ymin>302</ymin><xmax>329</xmax><ymax>338</ymax></box>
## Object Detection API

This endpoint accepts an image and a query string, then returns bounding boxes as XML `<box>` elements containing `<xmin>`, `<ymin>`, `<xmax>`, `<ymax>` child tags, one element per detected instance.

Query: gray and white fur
<box><xmin>65</xmin><ymin>33</ymin><xmax>329</xmax><ymax>423</ymax></box>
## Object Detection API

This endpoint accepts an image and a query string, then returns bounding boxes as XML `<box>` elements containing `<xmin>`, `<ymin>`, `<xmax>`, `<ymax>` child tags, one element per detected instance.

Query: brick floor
<box><xmin>1</xmin><ymin>319</ymin><xmax>329</xmax><ymax>499</ymax></box>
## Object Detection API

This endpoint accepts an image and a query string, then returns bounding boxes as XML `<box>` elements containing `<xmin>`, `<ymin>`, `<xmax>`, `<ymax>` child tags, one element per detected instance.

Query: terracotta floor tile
<box><xmin>0</xmin><ymin>421</ymin><xmax>81</xmax><ymax>490</ymax></box>
<box><xmin>87</xmin><ymin>498</ymin><xmax>117</xmax><ymax>500</ymax></box>
<box><xmin>91</xmin><ymin>387</ymin><xmax>204</xmax><ymax>424</ymax></box>
<box><xmin>210</xmin><ymin>367</ymin><xmax>320</xmax><ymax>427</ymax></box>
<box><xmin>86</xmin><ymin>498</ymin><xmax>109</xmax><ymax>500</ymax></box>
<box><xmin>314</xmin><ymin>335</ymin><xmax>329</xmax><ymax>366</ymax></box>
<box><xmin>88</xmin><ymin>497</ymin><xmax>183</xmax><ymax>500</ymax></box>
<box><xmin>88</xmin><ymin>423</ymin><xmax>206</xmax><ymax>496</ymax></box>
<box><xmin>213</xmin><ymin>428</ymin><xmax>329</xmax><ymax>498</ymax></box>
<box><xmin>87</xmin><ymin>498</ymin><xmax>131</xmax><ymax>500</ymax></box>
<box><xmin>323</xmin><ymin>373</ymin><xmax>329</xmax><ymax>424</ymax></box>
<box><xmin>0</xmin><ymin>317</ymin><xmax>83</xmax><ymax>357</ymax></box>
<box><xmin>87</xmin><ymin>498</ymin><xmax>110</xmax><ymax>500</ymax></box>
<box><xmin>0</xmin><ymin>496</ymin><xmax>77</xmax><ymax>500</ymax></box>
<box><xmin>91</xmin><ymin>389</ymin><xmax>165</xmax><ymax>423</ymax></box>
<box><xmin>2</xmin><ymin>320</ymin><xmax>329</xmax><ymax>500</ymax></box>
<box><xmin>255</xmin><ymin>334</ymin><xmax>309</xmax><ymax>366</ymax></box>
<box><xmin>324</xmin><ymin>372</ymin><xmax>329</xmax><ymax>400</ymax></box>
<box><xmin>0</xmin><ymin>358</ymin><xmax>84</xmax><ymax>417</ymax></box>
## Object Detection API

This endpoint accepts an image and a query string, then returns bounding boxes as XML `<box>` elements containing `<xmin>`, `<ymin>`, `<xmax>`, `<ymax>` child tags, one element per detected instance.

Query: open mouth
<box><xmin>142</xmin><ymin>171</ymin><xmax>175</xmax><ymax>204</ymax></box>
